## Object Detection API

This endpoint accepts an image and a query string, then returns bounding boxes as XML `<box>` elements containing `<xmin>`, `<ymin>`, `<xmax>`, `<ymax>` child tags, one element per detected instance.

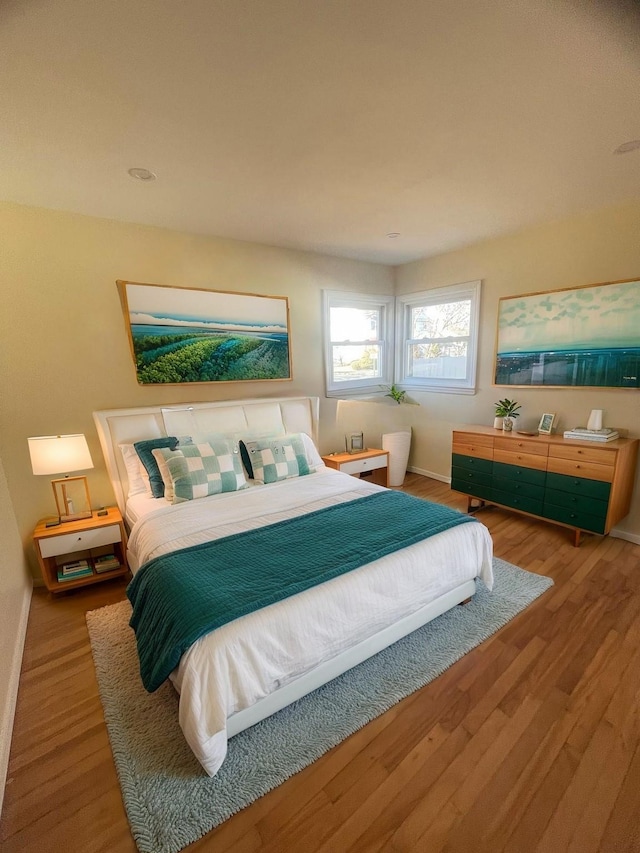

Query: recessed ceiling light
<box><xmin>613</xmin><ymin>140</ymin><xmax>640</xmax><ymax>155</ymax></box>
<box><xmin>387</xmin><ymin>232</ymin><xmax>401</xmax><ymax>238</ymax></box>
<box><xmin>127</xmin><ymin>167</ymin><xmax>157</xmax><ymax>181</ymax></box>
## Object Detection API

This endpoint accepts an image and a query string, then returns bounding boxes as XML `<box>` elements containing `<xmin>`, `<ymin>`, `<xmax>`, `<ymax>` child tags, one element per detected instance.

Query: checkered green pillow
<box><xmin>240</xmin><ymin>435</ymin><xmax>310</xmax><ymax>484</ymax></box>
<box><xmin>155</xmin><ymin>440</ymin><xmax>247</xmax><ymax>503</ymax></box>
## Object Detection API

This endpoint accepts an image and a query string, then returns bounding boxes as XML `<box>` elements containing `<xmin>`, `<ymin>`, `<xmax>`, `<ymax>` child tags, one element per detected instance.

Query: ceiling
<box><xmin>1</xmin><ymin>0</ymin><xmax>639</xmax><ymax>265</ymax></box>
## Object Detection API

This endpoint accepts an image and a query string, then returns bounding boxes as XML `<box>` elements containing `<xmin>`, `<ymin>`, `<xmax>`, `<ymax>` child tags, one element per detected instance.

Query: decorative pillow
<box><xmin>134</xmin><ymin>437</ymin><xmax>181</xmax><ymax>498</ymax></box>
<box><xmin>151</xmin><ymin>446</ymin><xmax>181</xmax><ymax>502</ymax></box>
<box><xmin>119</xmin><ymin>444</ymin><xmax>149</xmax><ymax>497</ymax></box>
<box><xmin>240</xmin><ymin>434</ymin><xmax>310</xmax><ymax>484</ymax></box>
<box><xmin>239</xmin><ymin>432</ymin><xmax>320</xmax><ymax>479</ymax></box>
<box><xmin>155</xmin><ymin>440</ymin><xmax>247</xmax><ymax>503</ymax></box>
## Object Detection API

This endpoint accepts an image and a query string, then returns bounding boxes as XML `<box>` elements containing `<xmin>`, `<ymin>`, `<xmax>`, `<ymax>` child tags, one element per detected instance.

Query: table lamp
<box><xmin>28</xmin><ymin>434</ymin><xmax>94</xmax><ymax>524</ymax></box>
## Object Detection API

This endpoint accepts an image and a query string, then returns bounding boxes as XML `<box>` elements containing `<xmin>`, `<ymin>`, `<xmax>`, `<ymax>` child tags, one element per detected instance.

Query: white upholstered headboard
<box><xmin>93</xmin><ymin>396</ymin><xmax>320</xmax><ymax>516</ymax></box>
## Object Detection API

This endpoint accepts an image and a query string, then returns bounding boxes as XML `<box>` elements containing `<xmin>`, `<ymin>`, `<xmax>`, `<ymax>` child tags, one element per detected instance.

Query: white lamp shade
<box><xmin>28</xmin><ymin>434</ymin><xmax>94</xmax><ymax>476</ymax></box>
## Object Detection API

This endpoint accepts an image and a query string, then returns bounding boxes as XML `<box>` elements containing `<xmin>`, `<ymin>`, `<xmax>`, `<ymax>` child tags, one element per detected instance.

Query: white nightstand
<box><xmin>321</xmin><ymin>448</ymin><xmax>389</xmax><ymax>487</ymax></box>
<box><xmin>33</xmin><ymin>507</ymin><xmax>129</xmax><ymax>594</ymax></box>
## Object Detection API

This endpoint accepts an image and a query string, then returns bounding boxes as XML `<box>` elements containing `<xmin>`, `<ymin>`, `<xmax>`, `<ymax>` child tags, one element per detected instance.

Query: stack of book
<box><xmin>563</xmin><ymin>427</ymin><xmax>619</xmax><ymax>442</ymax></box>
<box><xmin>57</xmin><ymin>559</ymin><xmax>92</xmax><ymax>583</ymax></box>
<box><xmin>94</xmin><ymin>553</ymin><xmax>120</xmax><ymax>573</ymax></box>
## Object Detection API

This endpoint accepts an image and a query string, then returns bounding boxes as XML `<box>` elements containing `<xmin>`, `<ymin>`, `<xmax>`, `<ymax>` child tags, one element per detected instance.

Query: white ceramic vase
<box><xmin>382</xmin><ymin>430</ymin><xmax>412</xmax><ymax>487</ymax></box>
<box><xmin>587</xmin><ymin>409</ymin><xmax>603</xmax><ymax>431</ymax></box>
<box><xmin>493</xmin><ymin>416</ymin><xmax>504</xmax><ymax>429</ymax></box>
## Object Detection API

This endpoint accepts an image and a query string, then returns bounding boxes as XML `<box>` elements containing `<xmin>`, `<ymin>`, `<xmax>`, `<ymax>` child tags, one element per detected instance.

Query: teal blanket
<box><xmin>127</xmin><ymin>490</ymin><xmax>476</xmax><ymax>692</ymax></box>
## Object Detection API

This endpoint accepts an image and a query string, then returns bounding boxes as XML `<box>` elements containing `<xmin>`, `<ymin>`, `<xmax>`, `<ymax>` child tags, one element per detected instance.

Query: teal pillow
<box><xmin>159</xmin><ymin>440</ymin><xmax>247</xmax><ymax>503</ymax></box>
<box><xmin>134</xmin><ymin>437</ymin><xmax>180</xmax><ymax>498</ymax></box>
<box><xmin>240</xmin><ymin>435</ymin><xmax>310</xmax><ymax>484</ymax></box>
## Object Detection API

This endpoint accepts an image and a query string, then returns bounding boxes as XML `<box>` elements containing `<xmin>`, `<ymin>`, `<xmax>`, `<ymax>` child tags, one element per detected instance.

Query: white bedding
<box><xmin>126</xmin><ymin>467</ymin><xmax>493</xmax><ymax>776</ymax></box>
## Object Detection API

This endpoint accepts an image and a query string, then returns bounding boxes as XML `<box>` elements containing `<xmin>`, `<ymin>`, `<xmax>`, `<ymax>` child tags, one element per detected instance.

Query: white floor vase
<box><xmin>382</xmin><ymin>430</ymin><xmax>412</xmax><ymax>487</ymax></box>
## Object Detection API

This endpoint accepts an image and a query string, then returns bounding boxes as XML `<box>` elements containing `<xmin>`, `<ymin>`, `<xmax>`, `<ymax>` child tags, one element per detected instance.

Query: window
<box><xmin>323</xmin><ymin>291</ymin><xmax>394</xmax><ymax>396</ymax></box>
<box><xmin>395</xmin><ymin>280</ymin><xmax>481</xmax><ymax>394</ymax></box>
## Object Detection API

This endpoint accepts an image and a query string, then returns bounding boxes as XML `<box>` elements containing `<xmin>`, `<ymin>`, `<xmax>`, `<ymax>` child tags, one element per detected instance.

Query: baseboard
<box><xmin>0</xmin><ymin>581</ymin><xmax>32</xmax><ymax>819</ymax></box>
<box><xmin>407</xmin><ymin>465</ymin><xmax>451</xmax><ymax>484</ymax></box>
<box><xmin>610</xmin><ymin>529</ymin><xmax>640</xmax><ymax>545</ymax></box>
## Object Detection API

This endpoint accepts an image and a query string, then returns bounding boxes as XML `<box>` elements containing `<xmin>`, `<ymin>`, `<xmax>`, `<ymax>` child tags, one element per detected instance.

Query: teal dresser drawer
<box><xmin>545</xmin><ymin>472</ymin><xmax>611</xmax><ymax>502</ymax></box>
<box><xmin>493</xmin><ymin>475</ymin><xmax>545</xmax><ymax>501</ymax></box>
<box><xmin>542</xmin><ymin>502</ymin><xmax>607</xmax><ymax>534</ymax></box>
<box><xmin>544</xmin><ymin>488</ymin><xmax>609</xmax><ymax>520</ymax></box>
<box><xmin>452</xmin><ymin>453</ymin><xmax>493</xmax><ymax>475</ymax></box>
<box><xmin>451</xmin><ymin>478</ymin><xmax>493</xmax><ymax>502</ymax></box>
<box><xmin>492</xmin><ymin>490</ymin><xmax>544</xmax><ymax>516</ymax></box>
<box><xmin>493</xmin><ymin>461</ymin><xmax>546</xmax><ymax>487</ymax></box>
<box><xmin>451</xmin><ymin>465</ymin><xmax>492</xmax><ymax>488</ymax></box>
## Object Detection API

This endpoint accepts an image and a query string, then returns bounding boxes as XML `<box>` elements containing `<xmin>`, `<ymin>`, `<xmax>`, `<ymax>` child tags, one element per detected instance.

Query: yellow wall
<box><xmin>392</xmin><ymin>199</ymin><xmax>640</xmax><ymax>539</ymax></box>
<box><xmin>0</xmin><ymin>457</ymin><xmax>32</xmax><ymax>814</ymax></box>
<box><xmin>0</xmin><ymin>201</ymin><xmax>393</xmax><ymax>577</ymax></box>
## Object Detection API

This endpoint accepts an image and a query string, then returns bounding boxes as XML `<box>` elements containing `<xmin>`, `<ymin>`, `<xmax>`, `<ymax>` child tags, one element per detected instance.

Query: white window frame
<box><xmin>395</xmin><ymin>280</ymin><xmax>481</xmax><ymax>395</ymax></box>
<box><xmin>323</xmin><ymin>290</ymin><xmax>394</xmax><ymax>397</ymax></box>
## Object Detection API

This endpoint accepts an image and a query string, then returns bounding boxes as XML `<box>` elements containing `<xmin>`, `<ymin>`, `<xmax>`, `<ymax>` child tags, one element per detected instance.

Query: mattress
<box><xmin>125</xmin><ymin>468</ymin><xmax>494</xmax><ymax>775</ymax></box>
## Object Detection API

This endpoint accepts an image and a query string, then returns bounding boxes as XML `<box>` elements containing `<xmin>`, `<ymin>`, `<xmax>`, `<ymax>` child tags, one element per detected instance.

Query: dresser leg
<box><xmin>574</xmin><ymin>529</ymin><xmax>581</xmax><ymax>547</ymax></box>
<box><xmin>467</xmin><ymin>497</ymin><xmax>485</xmax><ymax>514</ymax></box>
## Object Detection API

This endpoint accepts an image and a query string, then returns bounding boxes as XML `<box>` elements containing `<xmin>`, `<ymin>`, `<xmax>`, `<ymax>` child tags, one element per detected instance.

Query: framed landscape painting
<box><xmin>118</xmin><ymin>281</ymin><xmax>291</xmax><ymax>385</ymax></box>
<box><xmin>494</xmin><ymin>277</ymin><xmax>640</xmax><ymax>388</ymax></box>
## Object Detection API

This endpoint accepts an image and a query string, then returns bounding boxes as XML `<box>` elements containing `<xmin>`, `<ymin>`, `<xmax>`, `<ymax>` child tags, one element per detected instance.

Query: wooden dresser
<box><xmin>451</xmin><ymin>426</ymin><xmax>638</xmax><ymax>545</ymax></box>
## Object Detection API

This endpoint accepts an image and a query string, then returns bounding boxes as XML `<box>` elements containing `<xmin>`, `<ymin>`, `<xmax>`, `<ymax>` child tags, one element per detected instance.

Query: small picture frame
<box><xmin>347</xmin><ymin>432</ymin><xmax>364</xmax><ymax>454</ymax></box>
<box><xmin>538</xmin><ymin>413</ymin><xmax>556</xmax><ymax>434</ymax></box>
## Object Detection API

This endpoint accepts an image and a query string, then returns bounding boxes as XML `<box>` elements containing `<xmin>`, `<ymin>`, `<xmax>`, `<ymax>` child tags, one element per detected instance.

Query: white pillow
<box><xmin>300</xmin><ymin>432</ymin><xmax>324</xmax><ymax>470</ymax></box>
<box><xmin>118</xmin><ymin>444</ymin><xmax>148</xmax><ymax>497</ymax></box>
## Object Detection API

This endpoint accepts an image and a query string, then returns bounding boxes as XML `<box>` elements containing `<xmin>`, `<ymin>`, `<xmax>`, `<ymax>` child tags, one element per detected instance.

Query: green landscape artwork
<box><xmin>118</xmin><ymin>281</ymin><xmax>291</xmax><ymax>385</ymax></box>
<box><xmin>495</xmin><ymin>278</ymin><xmax>640</xmax><ymax>388</ymax></box>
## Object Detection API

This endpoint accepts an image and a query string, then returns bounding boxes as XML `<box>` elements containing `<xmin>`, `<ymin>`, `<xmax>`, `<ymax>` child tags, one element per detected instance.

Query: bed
<box><xmin>94</xmin><ymin>395</ymin><xmax>493</xmax><ymax>776</ymax></box>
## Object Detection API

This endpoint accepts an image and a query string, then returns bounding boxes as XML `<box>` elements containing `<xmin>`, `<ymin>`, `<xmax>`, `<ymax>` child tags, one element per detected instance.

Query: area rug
<box><xmin>86</xmin><ymin>558</ymin><xmax>552</xmax><ymax>853</ymax></box>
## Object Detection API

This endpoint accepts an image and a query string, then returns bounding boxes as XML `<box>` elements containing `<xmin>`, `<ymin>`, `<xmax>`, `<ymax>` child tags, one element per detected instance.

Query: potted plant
<box><xmin>378</xmin><ymin>384</ymin><xmax>411</xmax><ymax>484</ymax></box>
<box><xmin>382</xmin><ymin>383</ymin><xmax>407</xmax><ymax>405</ymax></box>
<box><xmin>494</xmin><ymin>398</ymin><xmax>521</xmax><ymax>432</ymax></box>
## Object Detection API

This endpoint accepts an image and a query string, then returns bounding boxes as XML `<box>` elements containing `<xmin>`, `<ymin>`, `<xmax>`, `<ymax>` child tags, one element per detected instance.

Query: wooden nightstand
<box><xmin>321</xmin><ymin>448</ymin><xmax>390</xmax><ymax>487</ymax></box>
<box><xmin>33</xmin><ymin>507</ymin><xmax>129</xmax><ymax>594</ymax></box>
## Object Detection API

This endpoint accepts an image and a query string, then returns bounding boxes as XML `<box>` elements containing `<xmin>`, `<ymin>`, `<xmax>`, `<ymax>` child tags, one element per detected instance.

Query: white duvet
<box><xmin>126</xmin><ymin>468</ymin><xmax>493</xmax><ymax>776</ymax></box>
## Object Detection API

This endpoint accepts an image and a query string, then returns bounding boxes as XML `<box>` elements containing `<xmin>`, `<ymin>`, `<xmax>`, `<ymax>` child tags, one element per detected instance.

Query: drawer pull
<box><xmin>575</xmin><ymin>464</ymin><xmax>581</xmax><ymax>469</ymax></box>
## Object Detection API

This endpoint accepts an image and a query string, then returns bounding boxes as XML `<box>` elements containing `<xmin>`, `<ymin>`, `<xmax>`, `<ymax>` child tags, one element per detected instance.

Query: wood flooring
<box><xmin>2</xmin><ymin>473</ymin><xmax>640</xmax><ymax>852</ymax></box>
